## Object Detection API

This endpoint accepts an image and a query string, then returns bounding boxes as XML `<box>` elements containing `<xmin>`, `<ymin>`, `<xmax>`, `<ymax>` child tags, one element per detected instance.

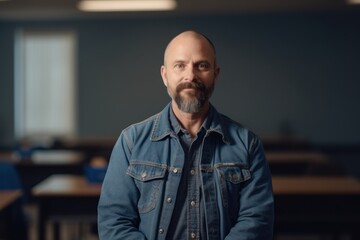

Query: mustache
<box><xmin>176</xmin><ymin>81</ymin><xmax>206</xmax><ymax>93</ymax></box>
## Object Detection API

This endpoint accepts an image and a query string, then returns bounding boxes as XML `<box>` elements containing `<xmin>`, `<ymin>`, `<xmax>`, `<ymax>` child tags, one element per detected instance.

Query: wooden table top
<box><xmin>266</xmin><ymin>151</ymin><xmax>329</xmax><ymax>163</ymax></box>
<box><xmin>32</xmin><ymin>174</ymin><xmax>360</xmax><ymax>198</ymax></box>
<box><xmin>32</xmin><ymin>174</ymin><xmax>101</xmax><ymax>197</ymax></box>
<box><xmin>272</xmin><ymin>176</ymin><xmax>360</xmax><ymax>195</ymax></box>
<box><xmin>1</xmin><ymin>150</ymin><xmax>85</xmax><ymax>165</ymax></box>
<box><xmin>0</xmin><ymin>190</ymin><xmax>22</xmax><ymax>210</ymax></box>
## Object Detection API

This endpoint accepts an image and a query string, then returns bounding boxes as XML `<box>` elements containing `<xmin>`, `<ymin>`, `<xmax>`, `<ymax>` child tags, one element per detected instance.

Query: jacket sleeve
<box><xmin>98</xmin><ymin>130</ymin><xmax>147</xmax><ymax>240</ymax></box>
<box><xmin>224</xmin><ymin>136</ymin><xmax>274</xmax><ymax>240</ymax></box>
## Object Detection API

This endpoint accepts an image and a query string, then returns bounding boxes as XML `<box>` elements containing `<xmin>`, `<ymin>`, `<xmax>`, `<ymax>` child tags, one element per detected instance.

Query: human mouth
<box><xmin>177</xmin><ymin>82</ymin><xmax>196</xmax><ymax>91</ymax></box>
<box><xmin>176</xmin><ymin>82</ymin><xmax>204</xmax><ymax>93</ymax></box>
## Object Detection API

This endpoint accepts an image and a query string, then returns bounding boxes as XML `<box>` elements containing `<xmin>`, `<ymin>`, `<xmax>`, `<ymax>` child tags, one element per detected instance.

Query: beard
<box><xmin>171</xmin><ymin>80</ymin><xmax>214</xmax><ymax>113</ymax></box>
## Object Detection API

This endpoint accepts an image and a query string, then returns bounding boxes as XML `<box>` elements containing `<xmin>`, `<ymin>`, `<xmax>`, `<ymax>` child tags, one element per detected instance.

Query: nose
<box><xmin>184</xmin><ymin>65</ymin><xmax>196</xmax><ymax>81</ymax></box>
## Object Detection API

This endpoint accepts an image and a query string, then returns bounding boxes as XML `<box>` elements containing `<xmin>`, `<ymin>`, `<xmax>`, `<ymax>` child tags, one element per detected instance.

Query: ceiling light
<box><xmin>347</xmin><ymin>0</ymin><xmax>360</xmax><ymax>4</ymax></box>
<box><xmin>78</xmin><ymin>0</ymin><xmax>177</xmax><ymax>12</ymax></box>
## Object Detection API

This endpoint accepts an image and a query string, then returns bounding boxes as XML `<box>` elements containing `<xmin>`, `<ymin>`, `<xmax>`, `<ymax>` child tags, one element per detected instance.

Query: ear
<box><xmin>160</xmin><ymin>65</ymin><xmax>168</xmax><ymax>87</ymax></box>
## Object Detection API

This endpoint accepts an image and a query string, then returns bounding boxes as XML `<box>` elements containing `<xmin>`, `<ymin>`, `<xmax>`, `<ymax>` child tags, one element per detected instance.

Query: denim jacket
<box><xmin>98</xmin><ymin>103</ymin><xmax>274</xmax><ymax>240</ymax></box>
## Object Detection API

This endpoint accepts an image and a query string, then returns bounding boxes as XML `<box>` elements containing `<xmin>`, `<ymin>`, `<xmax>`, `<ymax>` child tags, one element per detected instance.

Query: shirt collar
<box><xmin>169</xmin><ymin>105</ymin><xmax>212</xmax><ymax>136</ymax></box>
<box><xmin>169</xmin><ymin>106</ymin><xmax>183</xmax><ymax>135</ymax></box>
<box><xmin>150</xmin><ymin>102</ymin><xmax>230</xmax><ymax>144</ymax></box>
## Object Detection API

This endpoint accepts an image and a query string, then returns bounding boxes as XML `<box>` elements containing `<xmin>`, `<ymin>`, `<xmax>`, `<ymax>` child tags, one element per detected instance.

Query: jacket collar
<box><xmin>150</xmin><ymin>102</ymin><xmax>230</xmax><ymax>144</ymax></box>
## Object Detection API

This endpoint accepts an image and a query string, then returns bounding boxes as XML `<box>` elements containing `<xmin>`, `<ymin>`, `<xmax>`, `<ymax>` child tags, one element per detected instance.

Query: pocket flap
<box><xmin>217</xmin><ymin>165</ymin><xmax>251</xmax><ymax>184</ymax></box>
<box><xmin>127</xmin><ymin>161</ymin><xmax>167</xmax><ymax>181</ymax></box>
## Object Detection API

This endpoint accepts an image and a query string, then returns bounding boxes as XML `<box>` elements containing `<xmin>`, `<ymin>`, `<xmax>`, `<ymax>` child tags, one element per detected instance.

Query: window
<box><xmin>14</xmin><ymin>29</ymin><xmax>77</xmax><ymax>140</ymax></box>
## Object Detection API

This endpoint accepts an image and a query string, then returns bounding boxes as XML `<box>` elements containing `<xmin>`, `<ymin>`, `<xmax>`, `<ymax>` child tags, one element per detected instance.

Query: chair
<box><xmin>0</xmin><ymin>161</ymin><xmax>28</xmax><ymax>240</ymax></box>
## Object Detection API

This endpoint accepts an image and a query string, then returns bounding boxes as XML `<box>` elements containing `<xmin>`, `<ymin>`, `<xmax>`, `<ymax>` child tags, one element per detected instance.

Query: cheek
<box><xmin>202</xmin><ymin>75</ymin><xmax>216</xmax><ymax>87</ymax></box>
<box><xmin>165</xmin><ymin>73</ymin><xmax>181</xmax><ymax>88</ymax></box>
<box><xmin>164</xmin><ymin>80</ymin><xmax>177</xmax><ymax>95</ymax></box>
<box><xmin>168</xmin><ymin>83</ymin><xmax>178</xmax><ymax>94</ymax></box>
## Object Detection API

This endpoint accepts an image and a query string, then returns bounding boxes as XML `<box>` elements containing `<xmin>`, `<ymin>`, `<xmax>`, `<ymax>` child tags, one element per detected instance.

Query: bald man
<box><xmin>98</xmin><ymin>30</ymin><xmax>274</xmax><ymax>240</ymax></box>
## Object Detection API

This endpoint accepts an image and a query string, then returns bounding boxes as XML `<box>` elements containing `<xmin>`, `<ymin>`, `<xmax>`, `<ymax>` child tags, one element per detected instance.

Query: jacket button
<box><xmin>190</xmin><ymin>169</ymin><xmax>196</xmax><ymax>175</ymax></box>
<box><xmin>191</xmin><ymin>232</ymin><xmax>196</xmax><ymax>238</ymax></box>
<box><xmin>166</xmin><ymin>197</ymin><xmax>172</xmax><ymax>203</ymax></box>
<box><xmin>190</xmin><ymin>200</ymin><xmax>196</xmax><ymax>207</ymax></box>
<box><xmin>173</xmin><ymin>168</ymin><xmax>178</xmax><ymax>173</ymax></box>
<box><xmin>159</xmin><ymin>228</ymin><xmax>164</xmax><ymax>234</ymax></box>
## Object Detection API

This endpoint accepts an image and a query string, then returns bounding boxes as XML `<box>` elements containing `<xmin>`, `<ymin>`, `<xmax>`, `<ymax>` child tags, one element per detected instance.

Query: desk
<box><xmin>0</xmin><ymin>190</ymin><xmax>22</xmax><ymax>239</ymax></box>
<box><xmin>266</xmin><ymin>151</ymin><xmax>344</xmax><ymax>175</ymax></box>
<box><xmin>0</xmin><ymin>190</ymin><xmax>21</xmax><ymax>211</ymax></box>
<box><xmin>32</xmin><ymin>174</ymin><xmax>101</xmax><ymax>240</ymax></box>
<box><xmin>267</xmin><ymin>151</ymin><xmax>328</xmax><ymax>164</ymax></box>
<box><xmin>1</xmin><ymin>150</ymin><xmax>86</xmax><ymax>202</ymax></box>
<box><xmin>33</xmin><ymin>174</ymin><xmax>360</xmax><ymax>239</ymax></box>
<box><xmin>273</xmin><ymin>176</ymin><xmax>360</xmax><ymax>194</ymax></box>
<box><xmin>273</xmin><ymin>176</ymin><xmax>360</xmax><ymax>237</ymax></box>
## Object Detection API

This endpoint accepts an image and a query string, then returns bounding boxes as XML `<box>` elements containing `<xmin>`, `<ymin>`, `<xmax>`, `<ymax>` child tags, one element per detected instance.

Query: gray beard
<box><xmin>170</xmin><ymin>79</ymin><xmax>214</xmax><ymax>113</ymax></box>
<box><xmin>174</xmin><ymin>94</ymin><xmax>205</xmax><ymax>113</ymax></box>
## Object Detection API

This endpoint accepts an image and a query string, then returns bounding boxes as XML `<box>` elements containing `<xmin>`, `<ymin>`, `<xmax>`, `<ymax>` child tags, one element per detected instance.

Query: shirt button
<box><xmin>173</xmin><ymin>168</ymin><xmax>178</xmax><ymax>174</ymax></box>
<box><xmin>191</xmin><ymin>232</ymin><xmax>196</xmax><ymax>239</ymax></box>
<box><xmin>190</xmin><ymin>200</ymin><xmax>196</xmax><ymax>207</ymax></box>
<box><xmin>159</xmin><ymin>228</ymin><xmax>164</xmax><ymax>234</ymax></box>
<box><xmin>166</xmin><ymin>197</ymin><xmax>172</xmax><ymax>203</ymax></box>
<box><xmin>190</xmin><ymin>169</ymin><xmax>196</xmax><ymax>175</ymax></box>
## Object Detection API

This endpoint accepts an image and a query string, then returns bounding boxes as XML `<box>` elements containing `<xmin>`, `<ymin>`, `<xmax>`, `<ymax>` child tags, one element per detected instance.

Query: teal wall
<box><xmin>1</xmin><ymin>12</ymin><xmax>360</xmax><ymax>144</ymax></box>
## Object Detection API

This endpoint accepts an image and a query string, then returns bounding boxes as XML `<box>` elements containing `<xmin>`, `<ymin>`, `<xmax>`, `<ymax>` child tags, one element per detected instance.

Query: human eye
<box><xmin>174</xmin><ymin>63</ymin><xmax>185</xmax><ymax>70</ymax></box>
<box><xmin>197</xmin><ymin>62</ymin><xmax>210</xmax><ymax>71</ymax></box>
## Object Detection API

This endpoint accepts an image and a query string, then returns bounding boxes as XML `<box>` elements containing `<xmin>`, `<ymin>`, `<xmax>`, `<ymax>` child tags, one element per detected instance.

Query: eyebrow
<box><xmin>171</xmin><ymin>60</ymin><xmax>187</xmax><ymax>66</ymax></box>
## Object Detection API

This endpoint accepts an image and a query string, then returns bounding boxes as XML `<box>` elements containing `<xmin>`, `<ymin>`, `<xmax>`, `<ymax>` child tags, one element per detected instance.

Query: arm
<box><xmin>98</xmin><ymin>131</ymin><xmax>147</xmax><ymax>240</ymax></box>
<box><xmin>225</xmin><ymin>137</ymin><xmax>274</xmax><ymax>240</ymax></box>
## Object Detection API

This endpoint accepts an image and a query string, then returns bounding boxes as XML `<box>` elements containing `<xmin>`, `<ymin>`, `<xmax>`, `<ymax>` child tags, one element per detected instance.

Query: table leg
<box><xmin>53</xmin><ymin>222</ymin><xmax>60</xmax><ymax>240</ymax></box>
<box><xmin>37</xmin><ymin>200</ymin><xmax>46</xmax><ymax>240</ymax></box>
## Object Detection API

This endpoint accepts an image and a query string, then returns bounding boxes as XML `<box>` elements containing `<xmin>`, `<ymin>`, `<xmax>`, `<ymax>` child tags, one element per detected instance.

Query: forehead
<box><xmin>164</xmin><ymin>34</ymin><xmax>215</xmax><ymax>63</ymax></box>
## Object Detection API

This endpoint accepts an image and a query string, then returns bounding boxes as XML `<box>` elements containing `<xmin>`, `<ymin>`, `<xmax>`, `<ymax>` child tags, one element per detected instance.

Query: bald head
<box><xmin>163</xmin><ymin>31</ymin><xmax>217</xmax><ymax>67</ymax></box>
<box><xmin>160</xmin><ymin>30</ymin><xmax>220</xmax><ymax>115</ymax></box>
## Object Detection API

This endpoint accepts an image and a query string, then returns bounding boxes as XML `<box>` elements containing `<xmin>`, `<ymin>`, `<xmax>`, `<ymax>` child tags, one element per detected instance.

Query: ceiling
<box><xmin>0</xmin><ymin>0</ymin><xmax>359</xmax><ymax>20</ymax></box>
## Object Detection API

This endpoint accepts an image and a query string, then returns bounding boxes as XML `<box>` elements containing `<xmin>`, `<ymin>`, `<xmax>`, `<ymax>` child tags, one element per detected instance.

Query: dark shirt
<box><xmin>166</xmin><ymin>108</ymin><xmax>212</xmax><ymax>240</ymax></box>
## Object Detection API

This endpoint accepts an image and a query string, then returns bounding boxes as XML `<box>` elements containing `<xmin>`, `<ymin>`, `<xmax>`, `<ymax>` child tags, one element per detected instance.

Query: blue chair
<box><xmin>0</xmin><ymin>162</ymin><xmax>23</xmax><ymax>189</ymax></box>
<box><xmin>0</xmin><ymin>161</ymin><xmax>28</xmax><ymax>240</ymax></box>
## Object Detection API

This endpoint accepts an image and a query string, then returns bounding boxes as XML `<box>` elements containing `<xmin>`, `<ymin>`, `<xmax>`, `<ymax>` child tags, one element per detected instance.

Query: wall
<box><xmin>1</xmin><ymin>12</ymin><xmax>360</xmax><ymax>145</ymax></box>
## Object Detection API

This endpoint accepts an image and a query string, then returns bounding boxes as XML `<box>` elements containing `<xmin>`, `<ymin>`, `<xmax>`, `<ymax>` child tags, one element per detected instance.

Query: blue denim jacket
<box><xmin>98</xmin><ymin>103</ymin><xmax>274</xmax><ymax>240</ymax></box>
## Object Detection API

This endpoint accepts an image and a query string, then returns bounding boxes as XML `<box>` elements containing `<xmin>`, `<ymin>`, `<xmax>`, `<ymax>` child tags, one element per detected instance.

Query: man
<box><xmin>98</xmin><ymin>30</ymin><xmax>274</xmax><ymax>240</ymax></box>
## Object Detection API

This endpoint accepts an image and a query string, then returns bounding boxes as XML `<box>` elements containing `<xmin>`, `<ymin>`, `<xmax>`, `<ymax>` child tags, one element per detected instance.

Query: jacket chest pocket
<box><xmin>216</xmin><ymin>164</ymin><xmax>251</xmax><ymax>208</ymax></box>
<box><xmin>127</xmin><ymin>161</ymin><xmax>167</xmax><ymax>213</ymax></box>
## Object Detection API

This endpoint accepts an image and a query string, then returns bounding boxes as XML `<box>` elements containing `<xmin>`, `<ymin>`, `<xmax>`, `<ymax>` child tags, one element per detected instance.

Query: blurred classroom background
<box><xmin>1</xmin><ymin>0</ymin><xmax>360</xmax><ymax>239</ymax></box>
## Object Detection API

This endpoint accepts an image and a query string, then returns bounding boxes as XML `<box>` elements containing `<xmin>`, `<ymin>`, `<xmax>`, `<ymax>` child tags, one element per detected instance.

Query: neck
<box><xmin>171</xmin><ymin>101</ymin><xmax>209</xmax><ymax>138</ymax></box>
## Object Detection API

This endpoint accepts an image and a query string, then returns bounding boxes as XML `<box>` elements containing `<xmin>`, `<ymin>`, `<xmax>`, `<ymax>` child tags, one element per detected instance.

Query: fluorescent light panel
<box><xmin>78</xmin><ymin>0</ymin><xmax>177</xmax><ymax>12</ymax></box>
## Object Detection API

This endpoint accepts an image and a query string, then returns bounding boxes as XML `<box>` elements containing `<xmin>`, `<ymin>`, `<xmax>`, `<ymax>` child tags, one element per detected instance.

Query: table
<box><xmin>33</xmin><ymin>174</ymin><xmax>360</xmax><ymax>240</ymax></box>
<box><xmin>32</xmin><ymin>174</ymin><xmax>101</xmax><ymax>240</ymax></box>
<box><xmin>0</xmin><ymin>190</ymin><xmax>21</xmax><ymax>211</ymax></box>
<box><xmin>0</xmin><ymin>190</ymin><xmax>22</xmax><ymax>239</ymax></box>
<box><xmin>266</xmin><ymin>151</ymin><xmax>345</xmax><ymax>175</ymax></box>
<box><xmin>267</xmin><ymin>151</ymin><xmax>328</xmax><ymax>164</ymax></box>
<box><xmin>272</xmin><ymin>176</ymin><xmax>360</xmax><ymax>194</ymax></box>
<box><xmin>273</xmin><ymin>176</ymin><xmax>360</xmax><ymax>238</ymax></box>
<box><xmin>1</xmin><ymin>150</ymin><xmax>86</xmax><ymax>202</ymax></box>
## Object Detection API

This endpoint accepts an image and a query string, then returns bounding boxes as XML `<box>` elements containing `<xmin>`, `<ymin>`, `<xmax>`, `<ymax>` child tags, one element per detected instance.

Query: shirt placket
<box><xmin>187</xmin><ymin>136</ymin><xmax>202</xmax><ymax>240</ymax></box>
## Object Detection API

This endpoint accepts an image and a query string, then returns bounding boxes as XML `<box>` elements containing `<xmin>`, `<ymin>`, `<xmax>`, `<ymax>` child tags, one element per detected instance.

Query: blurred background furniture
<box><xmin>0</xmin><ymin>162</ymin><xmax>28</xmax><ymax>240</ymax></box>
